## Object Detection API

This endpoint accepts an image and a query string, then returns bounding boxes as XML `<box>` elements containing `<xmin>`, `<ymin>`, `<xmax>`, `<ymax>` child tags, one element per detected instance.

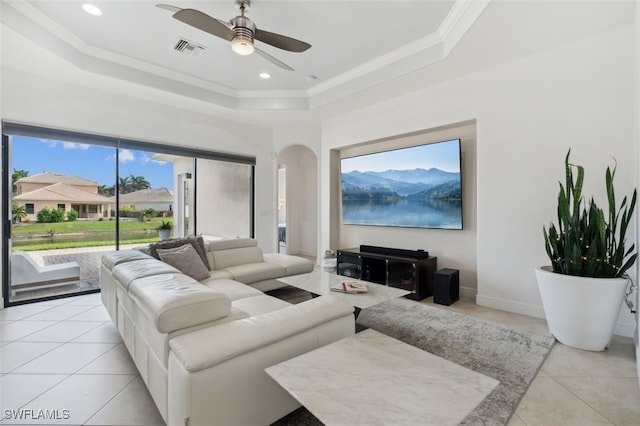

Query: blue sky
<box><xmin>341</xmin><ymin>139</ymin><xmax>461</xmax><ymax>173</ymax></box>
<box><xmin>11</xmin><ymin>136</ymin><xmax>174</xmax><ymax>189</ymax></box>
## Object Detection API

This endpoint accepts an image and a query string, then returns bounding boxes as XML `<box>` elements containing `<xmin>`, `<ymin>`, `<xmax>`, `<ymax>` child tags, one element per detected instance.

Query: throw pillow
<box><xmin>156</xmin><ymin>244</ymin><xmax>211</xmax><ymax>281</ymax></box>
<box><xmin>149</xmin><ymin>236</ymin><xmax>210</xmax><ymax>270</ymax></box>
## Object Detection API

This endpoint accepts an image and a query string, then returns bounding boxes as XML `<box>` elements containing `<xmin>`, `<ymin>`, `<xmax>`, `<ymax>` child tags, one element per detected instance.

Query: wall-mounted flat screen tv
<box><xmin>340</xmin><ymin>139</ymin><xmax>462</xmax><ymax>229</ymax></box>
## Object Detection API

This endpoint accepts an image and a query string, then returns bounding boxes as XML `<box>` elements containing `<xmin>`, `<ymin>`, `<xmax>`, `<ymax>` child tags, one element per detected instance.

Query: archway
<box><xmin>276</xmin><ymin>145</ymin><xmax>317</xmax><ymax>258</ymax></box>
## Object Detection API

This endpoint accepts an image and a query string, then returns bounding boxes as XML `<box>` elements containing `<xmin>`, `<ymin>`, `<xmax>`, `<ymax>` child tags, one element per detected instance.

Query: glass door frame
<box><xmin>2</xmin><ymin>122</ymin><xmax>256</xmax><ymax>307</ymax></box>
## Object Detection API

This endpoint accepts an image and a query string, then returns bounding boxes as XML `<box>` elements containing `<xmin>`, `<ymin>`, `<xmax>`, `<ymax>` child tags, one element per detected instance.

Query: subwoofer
<box><xmin>434</xmin><ymin>268</ymin><xmax>459</xmax><ymax>306</ymax></box>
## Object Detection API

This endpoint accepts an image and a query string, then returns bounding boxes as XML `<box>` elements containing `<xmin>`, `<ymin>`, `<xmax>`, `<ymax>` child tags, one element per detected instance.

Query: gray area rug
<box><xmin>268</xmin><ymin>289</ymin><xmax>555</xmax><ymax>426</ymax></box>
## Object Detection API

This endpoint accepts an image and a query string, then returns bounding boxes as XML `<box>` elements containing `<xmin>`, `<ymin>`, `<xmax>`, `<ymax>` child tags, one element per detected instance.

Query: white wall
<box><xmin>321</xmin><ymin>24</ymin><xmax>637</xmax><ymax>334</ymax></box>
<box><xmin>276</xmin><ymin>145</ymin><xmax>317</xmax><ymax>257</ymax></box>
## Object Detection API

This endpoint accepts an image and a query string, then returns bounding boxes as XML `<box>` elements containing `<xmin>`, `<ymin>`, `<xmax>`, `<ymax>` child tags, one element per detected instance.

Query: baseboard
<box><xmin>476</xmin><ymin>293</ymin><xmax>546</xmax><ymax>319</ymax></box>
<box><xmin>459</xmin><ymin>286</ymin><xmax>477</xmax><ymax>299</ymax></box>
<box><xmin>614</xmin><ymin>321</ymin><xmax>634</xmax><ymax>338</ymax></box>
<box><xmin>477</xmin><ymin>294</ymin><xmax>635</xmax><ymax>338</ymax></box>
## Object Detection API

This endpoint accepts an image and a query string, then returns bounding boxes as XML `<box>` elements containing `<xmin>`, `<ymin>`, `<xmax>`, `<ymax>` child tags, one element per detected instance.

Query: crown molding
<box><xmin>1</xmin><ymin>0</ymin><xmax>490</xmax><ymax>110</ymax></box>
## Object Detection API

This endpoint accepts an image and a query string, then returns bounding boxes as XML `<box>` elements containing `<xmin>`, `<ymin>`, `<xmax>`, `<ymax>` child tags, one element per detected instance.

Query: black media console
<box><xmin>336</xmin><ymin>245</ymin><xmax>437</xmax><ymax>301</ymax></box>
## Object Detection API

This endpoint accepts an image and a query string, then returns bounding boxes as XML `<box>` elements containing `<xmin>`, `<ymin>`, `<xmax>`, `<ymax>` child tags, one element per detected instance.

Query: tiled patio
<box><xmin>10</xmin><ymin>245</ymin><xmax>139</xmax><ymax>303</ymax></box>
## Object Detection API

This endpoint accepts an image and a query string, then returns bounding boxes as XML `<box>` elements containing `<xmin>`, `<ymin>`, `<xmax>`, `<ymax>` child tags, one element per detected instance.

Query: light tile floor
<box><xmin>421</xmin><ymin>296</ymin><xmax>640</xmax><ymax>426</ymax></box>
<box><xmin>0</xmin><ymin>293</ymin><xmax>638</xmax><ymax>425</ymax></box>
<box><xmin>0</xmin><ymin>293</ymin><xmax>165</xmax><ymax>426</ymax></box>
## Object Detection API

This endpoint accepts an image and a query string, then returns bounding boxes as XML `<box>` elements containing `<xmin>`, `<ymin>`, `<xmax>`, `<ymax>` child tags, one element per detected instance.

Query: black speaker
<box><xmin>434</xmin><ymin>268</ymin><xmax>459</xmax><ymax>306</ymax></box>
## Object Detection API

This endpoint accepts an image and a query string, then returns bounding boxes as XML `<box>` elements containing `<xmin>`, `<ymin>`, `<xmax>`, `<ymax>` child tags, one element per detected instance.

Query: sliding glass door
<box><xmin>6</xmin><ymin>135</ymin><xmax>117</xmax><ymax>303</ymax></box>
<box><xmin>2</xmin><ymin>123</ymin><xmax>255</xmax><ymax>307</ymax></box>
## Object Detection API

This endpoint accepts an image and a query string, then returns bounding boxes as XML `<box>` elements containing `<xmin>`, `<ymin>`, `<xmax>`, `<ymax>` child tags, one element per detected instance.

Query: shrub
<box><xmin>37</xmin><ymin>207</ymin><xmax>65</xmax><ymax>223</ymax></box>
<box><xmin>36</xmin><ymin>208</ymin><xmax>51</xmax><ymax>223</ymax></box>
<box><xmin>119</xmin><ymin>206</ymin><xmax>137</xmax><ymax>218</ymax></box>
<box><xmin>50</xmin><ymin>208</ymin><xmax>65</xmax><ymax>223</ymax></box>
<box><xmin>66</xmin><ymin>209</ymin><xmax>78</xmax><ymax>222</ymax></box>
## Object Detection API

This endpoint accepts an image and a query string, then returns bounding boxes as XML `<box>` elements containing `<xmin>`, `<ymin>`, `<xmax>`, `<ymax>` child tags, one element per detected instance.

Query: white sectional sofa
<box><xmin>100</xmin><ymin>238</ymin><xmax>355</xmax><ymax>426</ymax></box>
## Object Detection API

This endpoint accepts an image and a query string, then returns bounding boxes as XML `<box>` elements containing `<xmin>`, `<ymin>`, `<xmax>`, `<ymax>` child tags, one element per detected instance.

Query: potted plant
<box><xmin>156</xmin><ymin>220</ymin><xmax>173</xmax><ymax>241</ymax></box>
<box><xmin>535</xmin><ymin>150</ymin><xmax>637</xmax><ymax>351</ymax></box>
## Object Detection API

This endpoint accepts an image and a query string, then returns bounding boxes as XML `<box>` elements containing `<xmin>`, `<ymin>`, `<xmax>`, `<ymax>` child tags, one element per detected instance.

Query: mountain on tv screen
<box><xmin>340</xmin><ymin>139</ymin><xmax>462</xmax><ymax>229</ymax></box>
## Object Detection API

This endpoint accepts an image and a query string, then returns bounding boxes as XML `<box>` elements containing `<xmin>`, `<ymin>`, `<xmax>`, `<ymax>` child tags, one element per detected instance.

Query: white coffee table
<box><xmin>266</xmin><ymin>329</ymin><xmax>499</xmax><ymax>426</ymax></box>
<box><xmin>278</xmin><ymin>270</ymin><xmax>410</xmax><ymax>311</ymax></box>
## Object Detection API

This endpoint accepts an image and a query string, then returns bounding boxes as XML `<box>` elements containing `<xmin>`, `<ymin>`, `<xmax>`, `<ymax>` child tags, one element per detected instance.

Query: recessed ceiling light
<box><xmin>82</xmin><ymin>4</ymin><xmax>102</xmax><ymax>16</ymax></box>
<box><xmin>259</xmin><ymin>72</ymin><xmax>271</xmax><ymax>79</ymax></box>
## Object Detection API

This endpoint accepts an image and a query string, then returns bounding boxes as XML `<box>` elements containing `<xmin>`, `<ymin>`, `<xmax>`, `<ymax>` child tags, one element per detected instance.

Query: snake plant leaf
<box><xmin>619</xmin><ymin>253</ymin><xmax>638</xmax><ymax>277</ymax></box>
<box><xmin>558</xmin><ymin>185</ymin><xmax>569</xmax><ymax>230</ymax></box>
<box><xmin>606</xmin><ymin>165</ymin><xmax>616</xmax><ymax>226</ymax></box>
<box><xmin>572</xmin><ymin>165</ymin><xmax>584</xmax><ymax>218</ymax></box>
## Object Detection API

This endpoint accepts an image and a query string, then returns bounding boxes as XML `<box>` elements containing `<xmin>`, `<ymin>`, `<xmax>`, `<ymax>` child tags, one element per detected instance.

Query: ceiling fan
<box><xmin>157</xmin><ymin>0</ymin><xmax>311</xmax><ymax>71</ymax></box>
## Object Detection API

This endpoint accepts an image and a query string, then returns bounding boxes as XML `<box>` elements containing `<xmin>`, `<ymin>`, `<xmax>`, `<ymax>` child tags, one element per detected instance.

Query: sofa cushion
<box><xmin>112</xmin><ymin>258</ymin><xmax>179</xmax><ymax>290</ymax></box>
<box><xmin>149</xmin><ymin>236</ymin><xmax>210</xmax><ymax>270</ymax></box>
<box><xmin>101</xmin><ymin>250</ymin><xmax>151</xmax><ymax>270</ymax></box>
<box><xmin>157</xmin><ymin>244</ymin><xmax>211</xmax><ymax>281</ymax></box>
<box><xmin>231</xmin><ymin>295</ymin><xmax>292</xmax><ymax>317</ymax></box>
<box><xmin>223</xmin><ymin>262</ymin><xmax>286</xmax><ymax>284</ymax></box>
<box><xmin>169</xmin><ymin>296</ymin><xmax>354</xmax><ymax>372</ymax></box>
<box><xmin>210</xmin><ymin>246</ymin><xmax>265</xmax><ymax>270</ymax></box>
<box><xmin>207</xmin><ymin>269</ymin><xmax>234</xmax><ymax>281</ymax></box>
<box><xmin>206</xmin><ymin>237</ymin><xmax>258</xmax><ymax>251</ymax></box>
<box><xmin>129</xmin><ymin>273</ymin><xmax>231</xmax><ymax>333</ymax></box>
<box><xmin>200</xmin><ymin>278</ymin><xmax>264</xmax><ymax>301</ymax></box>
<box><xmin>263</xmin><ymin>253</ymin><xmax>314</xmax><ymax>276</ymax></box>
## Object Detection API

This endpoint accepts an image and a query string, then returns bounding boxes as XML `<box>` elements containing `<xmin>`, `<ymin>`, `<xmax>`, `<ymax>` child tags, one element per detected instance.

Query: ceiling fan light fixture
<box><xmin>231</xmin><ymin>36</ymin><xmax>255</xmax><ymax>55</ymax></box>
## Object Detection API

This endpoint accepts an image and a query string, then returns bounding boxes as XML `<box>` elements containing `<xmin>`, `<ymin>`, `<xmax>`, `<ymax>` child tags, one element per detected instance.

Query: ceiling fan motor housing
<box><xmin>230</xmin><ymin>15</ymin><xmax>255</xmax><ymax>55</ymax></box>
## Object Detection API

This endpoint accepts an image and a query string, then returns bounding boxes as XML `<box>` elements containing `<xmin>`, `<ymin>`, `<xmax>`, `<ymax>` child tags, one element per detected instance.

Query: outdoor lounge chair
<box><xmin>10</xmin><ymin>251</ymin><xmax>81</xmax><ymax>296</ymax></box>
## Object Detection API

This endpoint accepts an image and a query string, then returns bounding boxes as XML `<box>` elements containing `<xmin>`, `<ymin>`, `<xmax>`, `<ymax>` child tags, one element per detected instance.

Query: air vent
<box><xmin>173</xmin><ymin>38</ymin><xmax>207</xmax><ymax>58</ymax></box>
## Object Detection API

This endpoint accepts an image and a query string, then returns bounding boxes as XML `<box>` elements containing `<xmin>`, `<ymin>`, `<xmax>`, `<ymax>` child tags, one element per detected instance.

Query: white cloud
<box><xmin>40</xmin><ymin>139</ymin><xmax>90</xmax><ymax>150</ymax></box>
<box><xmin>141</xmin><ymin>153</ymin><xmax>167</xmax><ymax>166</ymax></box>
<box><xmin>62</xmin><ymin>142</ymin><xmax>90</xmax><ymax>150</ymax></box>
<box><xmin>119</xmin><ymin>149</ymin><xmax>135</xmax><ymax>163</ymax></box>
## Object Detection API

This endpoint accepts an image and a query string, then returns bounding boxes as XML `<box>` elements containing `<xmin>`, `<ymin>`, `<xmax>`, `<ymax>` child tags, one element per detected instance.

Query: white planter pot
<box><xmin>535</xmin><ymin>266</ymin><xmax>629</xmax><ymax>351</ymax></box>
<box><xmin>158</xmin><ymin>229</ymin><xmax>171</xmax><ymax>241</ymax></box>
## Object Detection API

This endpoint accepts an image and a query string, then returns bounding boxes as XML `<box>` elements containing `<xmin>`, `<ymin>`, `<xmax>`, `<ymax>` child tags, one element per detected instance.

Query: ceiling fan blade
<box><xmin>254</xmin><ymin>29</ymin><xmax>311</xmax><ymax>53</ymax></box>
<box><xmin>173</xmin><ymin>9</ymin><xmax>235</xmax><ymax>41</ymax></box>
<box><xmin>254</xmin><ymin>48</ymin><xmax>294</xmax><ymax>71</ymax></box>
<box><xmin>156</xmin><ymin>4</ymin><xmax>181</xmax><ymax>13</ymax></box>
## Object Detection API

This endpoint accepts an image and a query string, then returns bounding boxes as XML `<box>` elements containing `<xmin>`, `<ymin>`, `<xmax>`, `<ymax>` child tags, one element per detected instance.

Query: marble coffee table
<box><xmin>277</xmin><ymin>270</ymin><xmax>410</xmax><ymax>311</ymax></box>
<box><xmin>266</xmin><ymin>329</ymin><xmax>499</xmax><ymax>426</ymax></box>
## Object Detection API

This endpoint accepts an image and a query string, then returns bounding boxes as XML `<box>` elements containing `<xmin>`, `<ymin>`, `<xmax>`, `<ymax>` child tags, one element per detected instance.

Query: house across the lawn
<box><xmin>113</xmin><ymin>187</ymin><xmax>173</xmax><ymax>213</ymax></box>
<box><xmin>14</xmin><ymin>172</ymin><xmax>112</xmax><ymax>221</ymax></box>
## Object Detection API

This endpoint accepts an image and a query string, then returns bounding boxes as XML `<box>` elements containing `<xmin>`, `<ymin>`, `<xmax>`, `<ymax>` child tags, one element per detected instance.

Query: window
<box><xmin>57</xmin><ymin>204</ymin><xmax>65</xmax><ymax>210</ymax></box>
<box><xmin>25</xmin><ymin>203</ymin><xmax>34</xmax><ymax>214</ymax></box>
<box><xmin>88</xmin><ymin>205</ymin><xmax>98</xmax><ymax>214</ymax></box>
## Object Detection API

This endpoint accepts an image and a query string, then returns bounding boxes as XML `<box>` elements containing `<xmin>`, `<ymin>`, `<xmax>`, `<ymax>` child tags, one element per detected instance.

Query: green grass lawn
<box><xmin>12</xmin><ymin>218</ymin><xmax>173</xmax><ymax>251</ymax></box>
<box><xmin>12</xmin><ymin>217</ymin><xmax>171</xmax><ymax>235</ymax></box>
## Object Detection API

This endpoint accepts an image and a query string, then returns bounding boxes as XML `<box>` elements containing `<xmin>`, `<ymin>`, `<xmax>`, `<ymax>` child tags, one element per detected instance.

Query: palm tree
<box><xmin>129</xmin><ymin>174</ymin><xmax>151</xmax><ymax>192</ymax></box>
<box><xmin>98</xmin><ymin>184</ymin><xmax>114</xmax><ymax>196</ymax></box>
<box><xmin>12</xmin><ymin>169</ymin><xmax>29</xmax><ymax>194</ymax></box>
<box><xmin>118</xmin><ymin>176</ymin><xmax>131</xmax><ymax>194</ymax></box>
<box><xmin>12</xmin><ymin>205</ymin><xmax>27</xmax><ymax>223</ymax></box>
